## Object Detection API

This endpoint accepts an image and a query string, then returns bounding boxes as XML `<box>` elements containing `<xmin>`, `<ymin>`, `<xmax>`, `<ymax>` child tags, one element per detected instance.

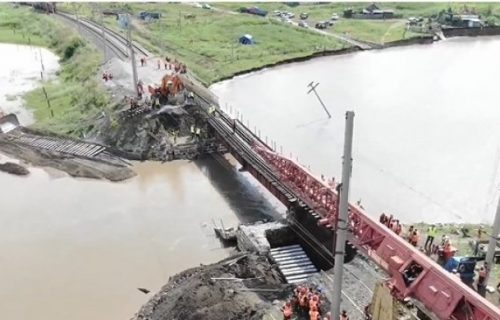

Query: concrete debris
<box><xmin>237</xmin><ymin>221</ymin><xmax>289</xmax><ymax>254</ymax></box>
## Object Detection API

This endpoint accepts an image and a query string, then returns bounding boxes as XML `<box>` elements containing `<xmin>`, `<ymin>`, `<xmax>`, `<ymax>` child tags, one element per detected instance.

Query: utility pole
<box><xmin>99</xmin><ymin>6</ymin><xmax>108</xmax><ymax>62</ymax></box>
<box><xmin>73</xmin><ymin>3</ymin><xmax>81</xmax><ymax>33</ymax></box>
<box><xmin>307</xmin><ymin>81</ymin><xmax>332</xmax><ymax>119</ymax></box>
<box><xmin>331</xmin><ymin>111</ymin><xmax>355</xmax><ymax>320</ymax></box>
<box><xmin>91</xmin><ymin>3</ymin><xmax>108</xmax><ymax>62</ymax></box>
<box><xmin>485</xmin><ymin>194</ymin><xmax>500</xmax><ymax>284</ymax></box>
<box><xmin>126</xmin><ymin>13</ymin><xmax>139</xmax><ymax>97</ymax></box>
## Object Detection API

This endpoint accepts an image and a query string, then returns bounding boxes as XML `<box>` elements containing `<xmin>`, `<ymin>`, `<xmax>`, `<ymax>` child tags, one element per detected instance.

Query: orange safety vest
<box><xmin>309</xmin><ymin>299</ymin><xmax>317</xmax><ymax>310</ymax></box>
<box><xmin>283</xmin><ymin>305</ymin><xmax>292</xmax><ymax>317</ymax></box>
<box><xmin>299</xmin><ymin>294</ymin><xmax>308</xmax><ymax>307</ymax></box>
<box><xmin>309</xmin><ymin>310</ymin><xmax>319</xmax><ymax>320</ymax></box>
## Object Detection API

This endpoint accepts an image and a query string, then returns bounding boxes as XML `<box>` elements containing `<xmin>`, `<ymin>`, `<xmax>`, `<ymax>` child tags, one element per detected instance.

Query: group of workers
<box><xmin>379</xmin><ymin>214</ymin><xmax>497</xmax><ymax>299</ymax></box>
<box><xmin>140</xmin><ymin>56</ymin><xmax>188</xmax><ymax>74</ymax></box>
<box><xmin>102</xmin><ymin>70</ymin><xmax>113</xmax><ymax>82</ymax></box>
<box><xmin>379</xmin><ymin>213</ymin><xmax>403</xmax><ymax>237</ymax></box>
<box><xmin>281</xmin><ymin>285</ymin><xmax>350</xmax><ymax>320</ymax></box>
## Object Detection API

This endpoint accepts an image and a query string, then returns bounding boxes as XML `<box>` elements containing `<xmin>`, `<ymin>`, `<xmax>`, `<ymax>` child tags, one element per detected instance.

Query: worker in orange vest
<box><xmin>292</xmin><ymin>285</ymin><xmax>302</xmax><ymax>307</ymax></box>
<box><xmin>299</xmin><ymin>287</ymin><xmax>309</xmax><ymax>314</ymax></box>
<box><xmin>309</xmin><ymin>294</ymin><xmax>319</xmax><ymax>311</ymax></box>
<box><xmin>477</xmin><ymin>262</ymin><xmax>488</xmax><ymax>294</ymax></box>
<box><xmin>340</xmin><ymin>310</ymin><xmax>349</xmax><ymax>320</ymax></box>
<box><xmin>410</xmin><ymin>229</ymin><xmax>420</xmax><ymax>247</ymax></box>
<box><xmin>309</xmin><ymin>305</ymin><xmax>320</xmax><ymax>320</ymax></box>
<box><xmin>477</xmin><ymin>262</ymin><xmax>489</xmax><ymax>297</ymax></box>
<box><xmin>282</xmin><ymin>301</ymin><xmax>293</xmax><ymax>320</ymax></box>
<box><xmin>407</xmin><ymin>225</ymin><xmax>414</xmax><ymax>242</ymax></box>
<box><xmin>442</xmin><ymin>238</ymin><xmax>454</xmax><ymax>262</ymax></box>
<box><xmin>395</xmin><ymin>222</ymin><xmax>403</xmax><ymax>236</ymax></box>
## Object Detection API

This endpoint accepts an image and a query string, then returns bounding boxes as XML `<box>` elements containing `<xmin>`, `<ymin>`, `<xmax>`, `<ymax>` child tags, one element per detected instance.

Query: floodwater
<box><xmin>0</xmin><ymin>44</ymin><xmax>279</xmax><ymax>320</ymax></box>
<box><xmin>211</xmin><ymin>36</ymin><xmax>500</xmax><ymax>224</ymax></box>
<box><xmin>0</xmin><ymin>43</ymin><xmax>59</xmax><ymax>125</ymax></box>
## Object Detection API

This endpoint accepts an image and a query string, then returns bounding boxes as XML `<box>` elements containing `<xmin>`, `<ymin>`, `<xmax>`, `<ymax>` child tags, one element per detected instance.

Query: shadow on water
<box><xmin>194</xmin><ymin>154</ymin><xmax>283</xmax><ymax>224</ymax></box>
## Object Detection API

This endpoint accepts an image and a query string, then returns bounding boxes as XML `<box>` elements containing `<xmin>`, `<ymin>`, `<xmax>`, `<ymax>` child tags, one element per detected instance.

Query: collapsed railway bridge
<box><xmin>30</xmin><ymin>9</ymin><xmax>500</xmax><ymax>319</ymax></box>
<box><xmin>189</xmin><ymin>91</ymin><xmax>500</xmax><ymax>320</ymax></box>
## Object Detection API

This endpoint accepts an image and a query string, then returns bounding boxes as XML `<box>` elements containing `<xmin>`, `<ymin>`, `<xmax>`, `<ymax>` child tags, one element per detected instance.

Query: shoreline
<box><xmin>207</xmin><ymin>26</ymin><xmax>500</xmax><ymax>86</ymax></box>
<box><xmin>208</xmin><ymin>35</ymin><xmax>433</xmax><ymax>85</ymax></box>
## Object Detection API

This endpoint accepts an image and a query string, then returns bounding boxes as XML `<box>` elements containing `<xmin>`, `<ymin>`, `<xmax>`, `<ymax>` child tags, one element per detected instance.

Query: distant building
<box><xmin>344</xmin><ymin>3</ymin><xmax>395</xmax><ymax>20</ymax></box>
<box><xmin>440</xmin><ymin>12</ymin><xmax>484</xmax><ymax>28</ymax></box>
<box><xmin>460</xmin><ymin>15</ymin><xmax>483</xmax><ymax>28</ymax></box>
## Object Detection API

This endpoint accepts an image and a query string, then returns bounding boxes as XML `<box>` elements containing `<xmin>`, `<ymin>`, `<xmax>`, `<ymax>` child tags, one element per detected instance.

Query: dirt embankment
<box><xmin>442</xmin><ymin>26</ymin><xmax>500</xmax><ymax>38</ymax></box>
<box><xmin>132</xmin><ymin>254</ymin><xmax>289</xmax><ymax>320</ymax></box>
<box><xmin>0</xmin><ymin>132</ymin><xmax>135</xmax><ymax>181</ymax></box>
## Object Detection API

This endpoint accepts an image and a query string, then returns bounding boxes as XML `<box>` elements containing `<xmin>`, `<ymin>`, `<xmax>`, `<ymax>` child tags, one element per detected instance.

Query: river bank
<box><xmin>0</xmin><ymin>4</ymin><xmax>110</xmax><ymax>137</ymax></box>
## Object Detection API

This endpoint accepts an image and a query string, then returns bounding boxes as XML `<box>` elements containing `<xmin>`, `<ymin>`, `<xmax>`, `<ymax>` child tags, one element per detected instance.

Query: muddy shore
<box><xmin>0</xmin><ymin>128</ymin><xmax>135</xmax><ymax>181</ymax></box>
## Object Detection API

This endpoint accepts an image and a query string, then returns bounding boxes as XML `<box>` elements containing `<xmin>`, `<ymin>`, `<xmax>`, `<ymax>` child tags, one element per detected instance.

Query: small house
<box><xmin>239</xmin><ymin>34</ymin><xmax>254</xmax><ymax>45</ymax></box>
<box><xmin>344</xmin><ymin>3</ymin><xmax>395</xmax><ymax>19</ymax></box>
<box><xmin>459</xmin><ymin>15</ymin><xmax>483</xmax><ymax>28</ymax></box>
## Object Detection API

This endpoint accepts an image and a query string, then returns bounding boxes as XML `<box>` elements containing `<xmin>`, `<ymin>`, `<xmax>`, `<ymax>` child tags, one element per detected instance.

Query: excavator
<box><xmin>147</xmin><ymin>74</ymin><xmax>185</xmax><ymax>105</ymax></box>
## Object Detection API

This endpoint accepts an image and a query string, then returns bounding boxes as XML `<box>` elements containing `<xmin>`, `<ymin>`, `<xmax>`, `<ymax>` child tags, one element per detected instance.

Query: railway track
<box><xmin>56</xmin><ymin>11</ymin><xmax>150</xmax><ymax>60</ymax></box>
<box><xmin>4</xmin><ymin>130</ymin><xmax>130</xmax><ymax>167</ymax></box>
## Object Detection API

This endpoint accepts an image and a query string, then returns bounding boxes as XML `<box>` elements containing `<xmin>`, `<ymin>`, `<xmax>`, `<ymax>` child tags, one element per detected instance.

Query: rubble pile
<box><xmin>132</xmin><ymin>254</ymin><xmax>289</xmax><ymax>320</ymax></box>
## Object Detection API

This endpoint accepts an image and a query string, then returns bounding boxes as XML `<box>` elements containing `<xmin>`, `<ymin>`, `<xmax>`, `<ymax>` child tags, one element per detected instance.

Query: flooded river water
<box><xmin>0</xmin><ymin>44</ymin><xmax>277</xmax><ymax>320</ymax></box>
<box><xmin>212</xmin><ymin>36</ymin><xmax>500</xmax><ymax>225</ymax></box>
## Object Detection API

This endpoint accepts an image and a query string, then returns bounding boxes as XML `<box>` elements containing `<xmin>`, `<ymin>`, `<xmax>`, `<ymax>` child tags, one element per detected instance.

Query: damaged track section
<box><xmin>131</xmin><ymin>254</ymin><xmax>290</xmax><ymax>320</ymax></box>
<box><xmin>0</xmin><ymin>127</ymin><xmax>136</xmax><ymax>181</ymax></box>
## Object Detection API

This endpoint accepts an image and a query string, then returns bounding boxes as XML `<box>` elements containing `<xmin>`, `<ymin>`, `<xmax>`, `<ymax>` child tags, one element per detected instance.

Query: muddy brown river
<box><xmin>0</xmin><ymin>44</ymin><xmax>278</xmax><ymax>320</ymax></box>
<box><xmin>2</xmin><ymin>36</ymin><xmax>500</xmax><ymax>319</ymax></box>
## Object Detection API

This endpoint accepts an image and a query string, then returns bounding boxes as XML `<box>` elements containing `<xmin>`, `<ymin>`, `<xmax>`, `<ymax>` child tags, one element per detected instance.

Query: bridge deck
<box><xmin>192</xmin><ymin>93</ymin><xmax>500</xmax><ymax>320</ymax></box>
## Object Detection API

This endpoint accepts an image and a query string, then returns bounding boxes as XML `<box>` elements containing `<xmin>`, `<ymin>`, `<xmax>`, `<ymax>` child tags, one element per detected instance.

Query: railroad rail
<box><xmin>4</xmin><ymin>130</ymin><xmax>129</xmax><ymax>167</ymax></box>
<box><xmin>56</xmin><ymin>11</ymin><xmax>150</xmax><ymax>60</ymax></box>
<box><xmin>192</xmin><ymin>93</ymin><xmax>500</xmax><ymax>319</ymax></box>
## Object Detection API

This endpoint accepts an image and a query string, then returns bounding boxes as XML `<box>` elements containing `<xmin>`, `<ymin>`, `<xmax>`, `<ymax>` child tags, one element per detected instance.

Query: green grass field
<box><xmin>61</xmin><ymin>2</ymin><xmax>348</xmax><ymax>85</ymax></box>
<box><xmin>0</xmin><ymin>4</ymin><xmax>110</xmax><ymax>136</ymax></box>
<box><xmin>62</xmin><ymin>2</ymin><xmax>500</xmax><ymax>84</ymax></box>
<box><xmin>217</xmin><ymin>2</ymin><xmax>500</xmax><ymax>44</ymax></box>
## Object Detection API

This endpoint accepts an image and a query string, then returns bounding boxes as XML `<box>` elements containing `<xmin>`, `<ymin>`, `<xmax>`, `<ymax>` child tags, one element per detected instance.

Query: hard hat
<box><xmin>167</xmin><ymin>80</ymin><xmax>173</xmax><ymax>84</ymax></box>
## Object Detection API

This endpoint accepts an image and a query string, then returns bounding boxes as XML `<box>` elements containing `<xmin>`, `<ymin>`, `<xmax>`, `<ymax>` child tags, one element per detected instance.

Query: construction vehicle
<box><xmin>444</xmin><ymin>256</ymin><xmax>485</xmax><ymax>287</ymax></box>
<box><xmin>147</xmin><ymin>74</ymin><xmax>185</xmax><ymax>105</ymax></box>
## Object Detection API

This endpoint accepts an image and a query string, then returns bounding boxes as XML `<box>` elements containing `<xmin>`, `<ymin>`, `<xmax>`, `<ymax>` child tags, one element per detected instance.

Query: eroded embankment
<box><xmin>0</xmin><ymin>127</ymin><xmax>135</xmax><ymax>181</ymax></box>
<box><xmin>131</xmin><ymin>254</ymin><xmax>288</xmax><ymax>320</ymax></box>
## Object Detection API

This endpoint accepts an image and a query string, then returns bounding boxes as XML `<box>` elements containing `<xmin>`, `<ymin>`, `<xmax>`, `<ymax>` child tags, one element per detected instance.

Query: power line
<box><xmin>355</xmin><ymin>152</ymin><xmax>466</xmax><ymax>221</ymax></box>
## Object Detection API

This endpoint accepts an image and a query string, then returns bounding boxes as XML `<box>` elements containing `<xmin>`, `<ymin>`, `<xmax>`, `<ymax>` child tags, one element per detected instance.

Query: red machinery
<box><xmin>253</xmin><ymin>144</ymin><xmax>499</xmax><ymax>320</ymax></box>
<box><xmin>147</xmin><ymin>74</ymin><xmax>184</xmax><ymax>101</ymax></box>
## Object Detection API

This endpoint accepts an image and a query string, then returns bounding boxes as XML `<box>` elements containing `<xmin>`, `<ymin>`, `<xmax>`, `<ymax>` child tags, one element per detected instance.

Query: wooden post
<box><xmin>42</xmin><ymin>87</ymin><xmax>54</xmax><ymax>118</ymax></box>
